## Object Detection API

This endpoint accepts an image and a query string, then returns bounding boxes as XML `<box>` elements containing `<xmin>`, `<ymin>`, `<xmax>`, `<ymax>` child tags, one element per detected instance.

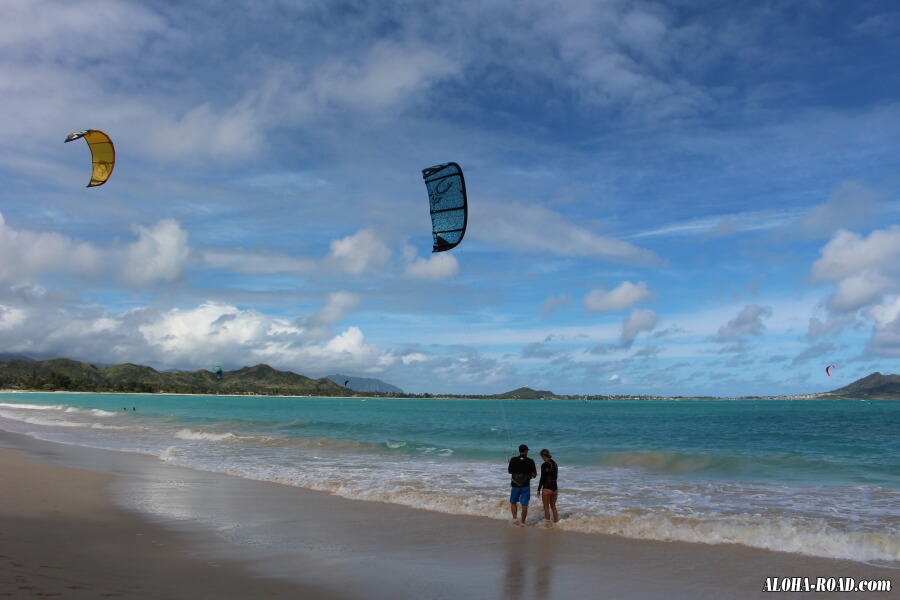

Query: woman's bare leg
<box><xmin>549</xmin><ymin>491</ymin><xmax>558</xmax><ymax>522</ymax></box>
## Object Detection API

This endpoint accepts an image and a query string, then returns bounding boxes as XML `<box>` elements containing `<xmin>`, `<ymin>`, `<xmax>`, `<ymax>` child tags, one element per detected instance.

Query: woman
<box><xmin>537</xmin><ymin>448</ymin><xmax>559</xmax><ymax>523</ymax></box>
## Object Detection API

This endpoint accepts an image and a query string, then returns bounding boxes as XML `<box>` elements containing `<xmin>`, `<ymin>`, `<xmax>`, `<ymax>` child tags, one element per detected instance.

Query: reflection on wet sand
<box><xmin>504</xmin><ymin>527</ymin><xmax>557</xmax><ymax>600</ymax></box>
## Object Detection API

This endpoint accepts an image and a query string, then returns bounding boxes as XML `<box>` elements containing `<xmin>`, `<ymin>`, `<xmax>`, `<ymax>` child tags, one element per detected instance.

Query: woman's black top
<box><xmin>537</xmin><ymin>459</ymin><xmax>558</xmax><ymax>492</ymax></box>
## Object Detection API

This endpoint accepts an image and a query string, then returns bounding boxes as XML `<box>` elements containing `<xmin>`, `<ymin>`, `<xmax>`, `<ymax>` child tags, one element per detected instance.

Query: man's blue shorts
<box><xmin>509</xmin><ymin>485</ymin><xmax>530</xmax><ymax>506</ymax></box>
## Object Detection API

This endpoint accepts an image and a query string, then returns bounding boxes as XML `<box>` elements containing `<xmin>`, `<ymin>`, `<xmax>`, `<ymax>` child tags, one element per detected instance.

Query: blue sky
<box><xmin>1</xmin><ymin>0</ymin><xmax>899</xmax><ymax>396</ymax></box>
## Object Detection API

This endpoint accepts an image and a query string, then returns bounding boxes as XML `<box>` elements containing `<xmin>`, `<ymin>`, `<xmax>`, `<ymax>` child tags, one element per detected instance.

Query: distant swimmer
<box><xmin>507</xmin><ymin>444</ymin><xmax>536</xmax><ymax>525</ymax></box>
<box><xmin>537</xmin><ymin>449</ymin><xmax>559</xmax><ymax>523</ymax></box>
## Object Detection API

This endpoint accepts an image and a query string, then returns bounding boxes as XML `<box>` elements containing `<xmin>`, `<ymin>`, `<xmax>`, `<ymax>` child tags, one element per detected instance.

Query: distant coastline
<box><xmin>0</xmin><ymin>357</ymin><xmax>897</xmax><ymax>400</ymax></box>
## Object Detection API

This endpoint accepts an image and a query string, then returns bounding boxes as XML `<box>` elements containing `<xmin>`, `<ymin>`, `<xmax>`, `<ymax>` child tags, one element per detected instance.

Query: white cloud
<box><xmin>327</xmin><ymin>228</ymin><xmax>391</xmax><ymax>275</ymax></box>
<box><xmin>0</xmin><ymin>304</ymin><xmax>26</xmax><ymax>330</ymax></box>
<box><xmin>811</xmin><ymin>226</ymin><xmax>900</xmax><ymax>282</ymax></box>
<box><xmin>405</xmin><ymin>252</ymin><xmax>459</xmax><ymax>280</ymax></box>
<box><xmin>713</xmin><ymin>304</ymin><xmax>772</xmax><ymax>342</ymax></box>
<box><xmin>0</xmin><ymin>212</ymin><xmax>102</xmax><ymax>284</ymax></box>
<box><xmin>0</xmin><ymin>298</ymin><xmax>397</xmax><ymax>375</ymax></box>
<box><xmin>866</xmin><ymin>298</ymin><xmax>900</xmax><ymax>357</ymax></box>
<box><xmin>827</xmin><ymin>270</ymin><xmax>893</xmax><ymax>313</ymax></box>
<box><xmin>811</xmin><ymin>226</ymin><xmax>900</xmax><ymax>313</ymax></box>
<box><xmin>122</xmin><ymin>219</ymin><xmax>190</xmax><ymax>286</ymax></box>
<box><xmin>401</xmin><ymin>352</ymin><xmax>427</xmax><ymax>365</ymax></box>
<box><xmin>138</xmin><ymin>303</ymin><xmax>271</xmax><ymax>355</ymax></box>
<box><xmin>584</xmin><ymin>281</ymin><xmax>651</xmax><ymax>313</ymax></box>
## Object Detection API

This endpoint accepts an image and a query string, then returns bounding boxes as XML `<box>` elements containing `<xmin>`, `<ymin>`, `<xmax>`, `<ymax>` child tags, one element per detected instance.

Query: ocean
<box><xmin>0</xmin><ymin>392</ymin><xmax>897</xmax><ymax>565</ymax></box>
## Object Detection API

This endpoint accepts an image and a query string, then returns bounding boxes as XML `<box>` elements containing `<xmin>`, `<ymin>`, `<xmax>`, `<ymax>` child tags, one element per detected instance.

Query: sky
<box><xmin>1</xmin><ymin>0</ymin><xmax>899</xmax><ymax>396</ymax></box>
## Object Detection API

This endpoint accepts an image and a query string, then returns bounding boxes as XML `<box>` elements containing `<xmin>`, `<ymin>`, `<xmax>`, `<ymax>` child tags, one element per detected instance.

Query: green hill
<box><xmin>0</xmin><ymin>358</ymin><xmax>348</xmax><ymax>396</ymax></box>
<box><xmin>491</xmin><ymin>387</ymin><xmax>557</xmax><ymax>400</ymax></box>
<box><xmin>826</xmin><ymin>372</ymin><xmax>900</xmax><ymax>400</ymax></box>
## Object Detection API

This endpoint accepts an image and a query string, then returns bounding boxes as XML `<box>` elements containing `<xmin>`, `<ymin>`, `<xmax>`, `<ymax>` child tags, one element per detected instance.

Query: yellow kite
<box><xmin>64</xmin><ymin>129</ymin><xmax>115</xmax><ymax>187</ymax></box>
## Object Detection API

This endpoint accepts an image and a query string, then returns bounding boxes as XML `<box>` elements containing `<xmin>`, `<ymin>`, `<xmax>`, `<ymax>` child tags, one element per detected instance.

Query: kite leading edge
<box><xmin>65</xmin><ymin>129</ymin><xmax>115</xmax><ymax>187</ymax></box>
<box><xmin>422</xmin><ymin>162</ymin><xmax>467</xmax><ymax>253</ymax></box>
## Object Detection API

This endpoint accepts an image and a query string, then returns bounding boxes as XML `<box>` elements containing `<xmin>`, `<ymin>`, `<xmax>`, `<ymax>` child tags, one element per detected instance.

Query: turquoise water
<box><xmin>1</xmin><ymin>393</ymin><xmax>898</xmax><ymax>563</ymax></box>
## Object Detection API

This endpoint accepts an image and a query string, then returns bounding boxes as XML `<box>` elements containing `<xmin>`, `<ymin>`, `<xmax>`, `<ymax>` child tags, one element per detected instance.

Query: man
<box><xmin>507</xmin><ymin>444</ymin><xmax>537</xmax><ymax>525</ymax></box>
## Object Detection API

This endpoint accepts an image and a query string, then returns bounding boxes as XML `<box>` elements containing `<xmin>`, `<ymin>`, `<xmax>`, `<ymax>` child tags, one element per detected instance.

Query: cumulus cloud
<box><xmin>805</xmin><ymin>226</ymin><xmax>900</xmax><ymax>357</ymax></box>
<box><xmin>811</xmin><ymin>226</ymin><xmax>900</xmax><ymax>282</ymax></box>
<box><xmin>0</xmin><ymin>213</ymin><xmax>102</xmax><ymax>284</ymax></box>
<box><xmin>713</xmin><ymin>305</ymin><xmax>772</xmax><ymax>342</ymax></box>
<box><xmin>584</xmin><ymin>281</ymin><xmax>651</xmax><ymax>313</ymax></box>
<box><xmin>122</xmin><ymin>219</ymin><xmax>190</xmax><ymax>286</ymax></box>
<box><xmin>0</xmin><ymin>299</ymin><xmax>396</xmax><ymax>375</ymax></box>
<box><xmin>327</xmin><ymin>228</ymin><xmax>391</xmax><ymax>275</ymax></box>
<box><xmin>401</xmin><ymin>352</ymin><xmax>427</xmax><ymax>364</ymax></box>
<box><xmin>811</xmin><ymin>226</ymin><xmax>900</xmax><ymax>313</ymax></box>
<box><xmin>0</xmin><ymin>304</ymin><xmax>26</xmax><ymax>330</ymax></box>
<box><xmin>405</xmin><ymin>251</ymin><xmax>459</xmax><ymax>280</ymax></box>
<box><xmin>866</xmin><ymin>297</ymin><xmax>900</xmax><ymax>357</ymax></box>
<box><xmin>620</xmin><ymin>308</ymin><xmax>658</xmax><ymax>348</ymax></box>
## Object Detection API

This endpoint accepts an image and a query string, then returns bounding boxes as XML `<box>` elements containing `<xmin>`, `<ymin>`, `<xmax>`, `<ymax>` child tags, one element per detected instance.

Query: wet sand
<box><xmin>0</xmin><ymin>430</ymin><xmax>895</xmax><ymax>599</ymax></box>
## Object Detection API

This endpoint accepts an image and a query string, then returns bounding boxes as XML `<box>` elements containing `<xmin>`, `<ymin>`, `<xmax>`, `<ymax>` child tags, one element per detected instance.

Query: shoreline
<box><xmin>1</xmin><ymin>430</ymin><xmax>896</xmax><ymax>599</ymax></box>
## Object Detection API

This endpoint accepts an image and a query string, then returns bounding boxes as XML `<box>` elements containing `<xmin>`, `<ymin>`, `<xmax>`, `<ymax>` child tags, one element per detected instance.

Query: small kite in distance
<box><xmin>215</xmin><ymin>365</ymin><xmax>223</xmax><ymax>381</ymax></box>
<box><xmin>65</xmin><ymin>129</ymin><xmax>115</xmax><ymax>187</ymax></box>
<box><xmin>422</xmin><ymin>162</ymin><xmax>467</xmax><ymax>252</ymax></box>
<box><xmin>825</xmin><ymin>365</ymin><xmax>837</xmax><ymax>377</ymax></box>
<box><xmin>344</xmin><ymin>380</ymin><xmax>350</xmax><ymax>386</ymax></box>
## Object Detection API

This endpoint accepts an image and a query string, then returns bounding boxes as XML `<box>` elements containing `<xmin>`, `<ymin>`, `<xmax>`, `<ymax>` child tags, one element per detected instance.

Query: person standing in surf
<box><xmin>537</xmin><ymin>449</ymin><xmax>559</xmax><ymax>523</ymax></box>
<box><xmin>507</xmin><ymin>444</ymin><xmax>537</xmax><ymax>525</ymax></box>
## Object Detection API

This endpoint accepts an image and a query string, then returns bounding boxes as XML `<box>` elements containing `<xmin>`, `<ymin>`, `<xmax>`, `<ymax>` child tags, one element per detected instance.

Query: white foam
<box><xmin>0</xmin><ymin>402</ymin><xmax>66</xmax><ymax>411</ymax></box>
<box><xmin>174</xmin><ymin>428</ymin><xmax>238</xmax><ymax>442</ymax></box>
<box><xmin>159</xmin><ymin>446</ymin><xmax>182</xmax><ymax>461</ymax></box>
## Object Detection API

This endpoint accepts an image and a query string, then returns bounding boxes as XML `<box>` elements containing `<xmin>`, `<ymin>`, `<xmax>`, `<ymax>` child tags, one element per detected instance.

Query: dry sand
<box><xmin>0</xmin><ymin>431</ymin><xmax>895</xmax><ymax>599</ymax></box>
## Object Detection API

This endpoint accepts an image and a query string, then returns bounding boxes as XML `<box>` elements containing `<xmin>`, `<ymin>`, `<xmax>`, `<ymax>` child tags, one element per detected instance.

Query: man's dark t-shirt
<box><xmin>508</xmin><ymin>455</ymin><xmax>537</xmax><ymax>487</ymax></box>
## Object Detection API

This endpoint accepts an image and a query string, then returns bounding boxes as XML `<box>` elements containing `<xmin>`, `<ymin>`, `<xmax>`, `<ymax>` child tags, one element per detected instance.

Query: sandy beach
<box><xmin>0</xmin><ymin>430</ymin><xmax>895</xmax><ymax>599</ymax></box>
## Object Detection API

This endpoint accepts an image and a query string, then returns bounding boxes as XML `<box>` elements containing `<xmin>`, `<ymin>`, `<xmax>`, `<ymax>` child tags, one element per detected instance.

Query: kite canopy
<box><xmin>826</xmin><ymin>364</ymin><xmax>837</xmax><ymax>377</ymax></box>
<box><xmin>64</xmin><ymin>129</ymin><xmax>115</xmax><ymax>187</ymax></box>
<box><xmin>422</xmin><ymin>162</ymin><xmax>467</xmax><ymax>252</ymax></box>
